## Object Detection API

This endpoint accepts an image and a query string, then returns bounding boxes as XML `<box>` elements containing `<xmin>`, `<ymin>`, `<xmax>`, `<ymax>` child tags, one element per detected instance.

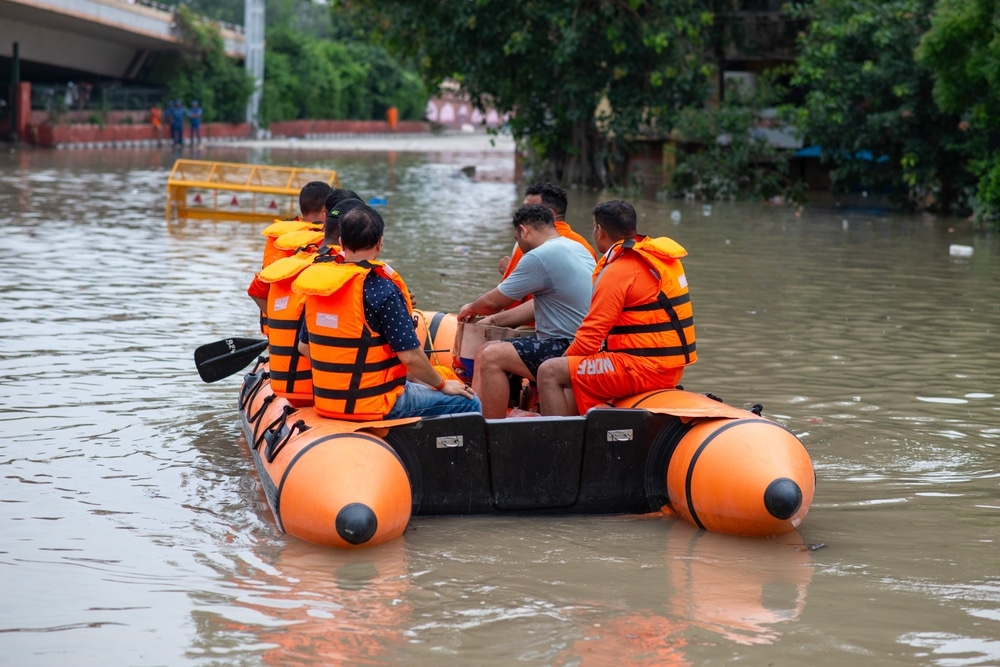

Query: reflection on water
<box><xmin>193</xmin><ymin>518</ymin><xmax>811</xmax><ymax>665</ymax></box>
<box><xmin>1</xmin><ymin>145</ymin><xmax>999</xmax><ymax>666</ymax></box>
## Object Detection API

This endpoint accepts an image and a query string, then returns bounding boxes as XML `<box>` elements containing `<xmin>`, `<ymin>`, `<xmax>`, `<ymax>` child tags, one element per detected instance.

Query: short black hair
<box><xmin>339</xmin><ymin>203</ymin><xmax>385</xmax><ymax>252</ymax></box>
<box><xmin>592</xmin><ymin>200</ymin><xmax>637</xmax><ymax>238</ymax></box>
<box><xmin>512</xmin><ymin>203</ymin><xmax>555</xmax><ymax>230</ymax></box>
<box><xmin>324</xmin><ymin>189</ymin><xmax>361</xmax><ymax>241</ymax></box>
<box><xmin>524</xmin><ymin>182</ymin><xmax>568</xmax><ymax>219</ymax></box>
<box><xmin>325</xmin><ymin>189</ymin><xmax>361</xmax><ymax>214</ymax></box>
<box><xmin>324</xmin><ymin>197</ymin><xmax>365</xmax><ymax>245</ymax></box>
<box><xmin>299</xmin><ymin>181</ymin><xmax>334</xmax><ymax>217</ymax></box>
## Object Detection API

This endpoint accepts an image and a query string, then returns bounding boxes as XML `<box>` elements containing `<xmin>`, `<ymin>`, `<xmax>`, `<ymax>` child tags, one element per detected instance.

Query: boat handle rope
<box><xmin>264</xmin><ymin>415</ymin><xmax>309</xmax><ymax>463</ymax></box>
<box><xmin>250</xmin><ymin>353</ymin><xmax>269</xmax><ymax>375</ymax></box>
<box><xmin>248</xmin><ymin>394</ymin><xmax>277</xmax><ymax>446</ymax></box>
<box><xmin>252</xmin><ymin>400</ymin><xmax>289</xmax><ymax>452</ymax></box>
<box><xmin>239</xmin><ymin>370</ymin><xmax>270</xmax><ymax>415</ymax></box>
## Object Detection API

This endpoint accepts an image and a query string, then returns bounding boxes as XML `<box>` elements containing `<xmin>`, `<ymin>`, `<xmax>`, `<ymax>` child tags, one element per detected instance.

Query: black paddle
<box><xmin>194</xmin><ymin>337</ymin><xmax>269</xmax><ymax>383</ymax></box>
<box><xmin>194</xmin><ymin>336</ymin><xmax>450</xmax><ymax>384</ymax></box>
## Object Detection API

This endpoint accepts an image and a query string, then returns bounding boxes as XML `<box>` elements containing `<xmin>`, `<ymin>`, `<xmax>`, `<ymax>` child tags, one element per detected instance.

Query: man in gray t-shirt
<box><xmin>457</xmin><ymin>204</ymin><xmax>596</xmax><ymax>418</ymax></box>
<box><xmin>496</xmin><ymin>235</ymin><xmax>594</xmax><ymax>339</ymax></box>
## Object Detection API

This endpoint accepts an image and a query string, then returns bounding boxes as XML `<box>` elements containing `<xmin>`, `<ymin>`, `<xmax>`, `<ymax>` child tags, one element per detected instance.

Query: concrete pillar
<box><xmin>244</xmin><ymin>0</ymin><xmax>264</xmax><ymax>132</ymax></box>
<box><xmin>8</xmin><ymin>41</ymin><xmax>19</xmax><ymax>142</ymax></box>
<box><xmin>15</xmin><ymin>82</ymin><xmax>30</xmax><ymax>142</ymax></box>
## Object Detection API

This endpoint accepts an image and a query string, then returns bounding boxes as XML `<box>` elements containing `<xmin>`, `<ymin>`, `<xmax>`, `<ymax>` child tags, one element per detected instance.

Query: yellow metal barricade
<box><xmin>166</xmin><ymin>159</ymin><xmax>340</xmax><ymax>222</ymax></box>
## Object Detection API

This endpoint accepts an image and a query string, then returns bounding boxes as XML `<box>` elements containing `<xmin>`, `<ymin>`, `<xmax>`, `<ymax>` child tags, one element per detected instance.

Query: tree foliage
<box><xmin>339</xmin><ymin>0</ymin><xmax>715</xmax><ymax>188</ymax></box>
<box><xmin>159</xmin><ymin>1</ymin><xmax>426</xmax><ymax>126</ymax></box>
<box><xmin>673</xmin><ymin>73</ymin><xmax>798</xmax><ymax>201</ymax></box>
<box><xmin>165</xmin><ymin>5</ymin><xmax>255</xmax><ymax>123</ymax></box>
<box><xmin>259</xmin><ymin>26</ymin><xmax>427</xmax><ymax>125</ymax></box>
<box><xmin>164</xmin><ymin>0</ymin><xmax>329</xmax><ymax>37</ymax></box>
<box><xmin>788</xmin><ymin>0</ymin><xmax>971</xmax><ymax>212</ymax></box>
<box><xmin>917</xmin><ymin>0</ymin><xmax>1000</xmax><ymax>223</ymax></box>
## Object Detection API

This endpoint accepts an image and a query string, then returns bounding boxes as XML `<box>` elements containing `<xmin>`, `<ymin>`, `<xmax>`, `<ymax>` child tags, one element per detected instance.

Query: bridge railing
<box><xmin>134</xmin><ymin>0</ymin><xmax>244</xmax><ymax>34</ymax></box>
<box><xmin>31</xmin><ymin>85</ymin><xmax>168</xmax><ymax>112</ymax></box>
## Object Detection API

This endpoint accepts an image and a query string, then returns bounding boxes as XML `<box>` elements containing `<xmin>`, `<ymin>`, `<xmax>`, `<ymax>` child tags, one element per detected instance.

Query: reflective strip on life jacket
<box><xmin>263</xmin><ymin>261</ymin><xmax>315</xmax><ymax>404</ymax></box>
<box><xmin>601</xmin><ymin>237</ymin><xmax>697</xmax><ymax>366</ymax></box>
<box><xmin>294</xmin><ymin>261</ymin><xmax>408</xmax><ymax>421</ymax></box>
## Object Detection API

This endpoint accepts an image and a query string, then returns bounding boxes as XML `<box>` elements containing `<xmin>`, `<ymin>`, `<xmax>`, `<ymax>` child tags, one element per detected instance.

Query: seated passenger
<box><xmin>457</xmin><ymin>204</ymin><xmax>595</xmax><ymax>418</ymax></box>
<box><xmin>256</xmin><ymin>193</ymin><xmax>361</xmax><ymax>406</ymax></box>
<box><xmin>247</xmin><ymin>181</ymin><xmax>334</xmax><ymax>327</ymax></box>
<box><xmin>295</xmin><ymin>202</ymin><xmax>480</xmax><ymax>420</ymax></box>
<box><xmin>536</xmin><ymin>200</ymin><xmax>697</xmax><ymax>416</ymax></box>
<box><xmin>497</xmin><ymin>182</ymin><xmax>597</xmax><ymax>282</ymax></box>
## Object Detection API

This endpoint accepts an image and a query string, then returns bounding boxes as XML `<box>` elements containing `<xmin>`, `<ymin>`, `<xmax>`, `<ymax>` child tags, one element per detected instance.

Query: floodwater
<box><xmin>1</xmin><ymin>141</ymin><xmax>998</xmax><ymax>667</ymax></box>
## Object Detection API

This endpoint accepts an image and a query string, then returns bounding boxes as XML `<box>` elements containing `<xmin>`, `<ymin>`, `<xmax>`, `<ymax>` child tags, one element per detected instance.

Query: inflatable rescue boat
<box><xmin>237</xmin><ymin>311</ymin><xmax>815</xmax><ymax>549</ymax></box>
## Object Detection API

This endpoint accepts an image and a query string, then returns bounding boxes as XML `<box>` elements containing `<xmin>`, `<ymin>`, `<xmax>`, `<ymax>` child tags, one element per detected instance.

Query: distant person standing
<box><xmin>170</xmin><ymin>99</ymin><xmax>185</xmax><ymax>147</ymax></box>
<box><xmin>149</xmin><ymin>104</ymin><xmax>162</xmax><ymax>139</ymax></box>
<box><xmin>188</xmin><ymin>100</ymin><xmax>203</xmax><ymax>146</ymax></box>
<box><xmin>162</xmin><ymin>101</ymin><xmax>175</xmax><ymax>146</ymax></box>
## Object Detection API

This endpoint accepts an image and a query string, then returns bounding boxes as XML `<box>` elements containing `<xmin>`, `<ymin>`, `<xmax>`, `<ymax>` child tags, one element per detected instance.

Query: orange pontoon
<box><xmin>237</xmin><ymin>311</ymin><xmax>814</xmax><ymax>548</ymax></box>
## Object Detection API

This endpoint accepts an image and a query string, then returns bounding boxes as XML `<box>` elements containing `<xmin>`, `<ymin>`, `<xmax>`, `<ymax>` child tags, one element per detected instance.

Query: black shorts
<box><xmin>509</xmin><ymin>336</ymin><xmax>572</xmax><ymax>378</ymax></box>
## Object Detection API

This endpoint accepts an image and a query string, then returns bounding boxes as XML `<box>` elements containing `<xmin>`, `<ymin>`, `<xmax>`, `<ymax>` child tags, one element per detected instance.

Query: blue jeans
<box><xmin>385</xmin><ymin>381</ymin><xmax>481</xmax><ymax>419</ymax></box>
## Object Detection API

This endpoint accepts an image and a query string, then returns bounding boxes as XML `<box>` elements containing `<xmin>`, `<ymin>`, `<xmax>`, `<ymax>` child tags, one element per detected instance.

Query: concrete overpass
<box><xmin>0</xmin><ymin>0</ymin><xmax>245</xmax><ymax>83</ymax></box>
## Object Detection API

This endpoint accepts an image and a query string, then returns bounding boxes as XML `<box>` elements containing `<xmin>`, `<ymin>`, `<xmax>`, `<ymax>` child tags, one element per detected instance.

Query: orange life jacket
<box><xmin>260</xmin><ymin>218</ymin><xmax>322</xmax><ymax>269</ymax></box>
<box><xmin>381</xmin><ymin>262</ymin><xmax>414</xmax><ymax>315</ymax></box>
<box><xmin>307</xmin><ymin>254</ymin><xmax>414</xmax><ymax>313</ymax></box>
<box><xmin>596</xmin><ymin>236</ymin><xmax>697</xmax><ymax>366</ymax></box>
<box><xmin>274</xmin><ymin>229</ymin><xmax>325</xmax><ymax>254</ymax></box>
<box><xmin>259</xmin><ymin>252</ymin><xmax>320</xmax><ymax>405</ymax></box>
<box><xmin>255</xmin><ymin>219</ymin><xmax>322</xmax><ymax>336</ymax></box>
<box><xmin>292</xmin><ymin>260</ymin><xmax>408</xmax><ymax>421</ymax></box>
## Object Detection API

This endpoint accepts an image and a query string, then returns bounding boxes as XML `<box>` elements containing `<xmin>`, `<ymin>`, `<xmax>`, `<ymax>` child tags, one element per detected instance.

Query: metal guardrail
<box><xmin>31</xmin><ymin>85</ymin><xmax>167</xmax><ymax>112</ymax></box>
<box><xmin>133</xmin><ymin>0</ymin><xmax>245</xmax><ymax>34</ymax></box>
<box><xmin>166</xmin><ymin>159</ymin><xmax>341</xmax><ymax>222</ymax></box>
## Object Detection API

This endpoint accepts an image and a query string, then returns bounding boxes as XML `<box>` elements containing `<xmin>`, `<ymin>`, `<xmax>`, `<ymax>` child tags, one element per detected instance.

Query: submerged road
<box><xmin>230</xmin><ymin>130</ymin><xmax>517</xmax><ymax>154</ymax></box>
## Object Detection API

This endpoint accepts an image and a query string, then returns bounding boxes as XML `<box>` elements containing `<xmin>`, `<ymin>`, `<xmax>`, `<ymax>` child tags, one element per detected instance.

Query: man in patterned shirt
<box><xmin>297</xmin><ymin>201</ymin><xmax>480</xmax><ymax>420</ymax></box>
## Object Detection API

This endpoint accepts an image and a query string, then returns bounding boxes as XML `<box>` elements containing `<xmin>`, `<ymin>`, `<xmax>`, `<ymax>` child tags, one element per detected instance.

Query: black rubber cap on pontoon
<box><xmin>336</xmin><ymin>503</ymin><xmax>378</xmax><ymax>545</ymax></box>
<box><xmin>763</xmin><ymin>478</ymin><xmax>802</xmax><ymax>520</ymax></box>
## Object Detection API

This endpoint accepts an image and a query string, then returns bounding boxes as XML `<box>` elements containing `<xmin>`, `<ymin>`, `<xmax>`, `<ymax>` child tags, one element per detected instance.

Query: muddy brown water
<box><xmin>1</xmin><ymin>144</ymin><xmax>998</xmax><ymax>666</ymax></box>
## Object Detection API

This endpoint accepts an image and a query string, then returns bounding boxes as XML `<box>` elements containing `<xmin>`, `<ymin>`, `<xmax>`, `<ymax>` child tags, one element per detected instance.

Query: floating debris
<box><xmin>949</xmin><ymin>244</ymin><xmax>973</xmax><ymax>257</ymax></box>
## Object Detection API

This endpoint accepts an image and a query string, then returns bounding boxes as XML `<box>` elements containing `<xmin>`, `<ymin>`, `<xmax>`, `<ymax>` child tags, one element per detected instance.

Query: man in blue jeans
<box><xmin>170</xmin><ymin>99</ymin><xmax>185</xmax><ymax>147</ymax></box>
<box><xmin>187</xmin><ymin>100</ymin><xmax>203</xmax><ymax>146</ymax></box>
<box><xmin>296</xmin><ymin>200</ymin><xmax>481</xmax><ymax>420</ymax></box>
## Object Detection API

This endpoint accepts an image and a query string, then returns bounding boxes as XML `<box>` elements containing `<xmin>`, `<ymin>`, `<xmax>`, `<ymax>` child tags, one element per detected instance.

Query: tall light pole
<box><xmin>244</xmin><ymin>0</ymin><xmax>264</xmax><ymax>134</ymax></box>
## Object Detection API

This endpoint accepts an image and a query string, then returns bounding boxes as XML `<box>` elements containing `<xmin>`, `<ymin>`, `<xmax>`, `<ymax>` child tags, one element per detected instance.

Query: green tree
<box><xmin>259</xmin><ymin>26</ymin><xmax>427</xmax><ymax>124</ymax></box>
<box><xmin>673</xmin><ymin>72</ymin><xmax>797</xmax><ymax>201</ymax></box>
<box><xmin>345</xmin><ymin>42</ymin><xmax>428</xmax><ymax>121</ymax></box>
<box><xmin>266</xmin><ymin>28</ymin><xmax>366</xmax><ymax>119</ymax></box>
<box><xmin>164</xmin><ymin>0</ymin><xmax>330</xmax><ymax>36</ymax></box>
<box><xmin>166</xmin><ymin>5</ymin><xmax>254</xmax><ymax>123</ymax></box>
<box><xmin>172</xmin><ymin>0</ymin><xmax>245</xmax><ymax>25</ymax></box>
<box><xmin>258</xmin><ymin>49</ymin><xmax>299</xmax><ymax>125</ymax></box>
<box><xmin>789</xmin><ymin>0</ymin><xmax>971</xmax><ymax>212</ymax></box>
<box><xmin>339</xmin><ymin>0</ymin><xmax>714</xmax><ymax>187</ymax></box>
<box><xmin>917</xmin><ymin>0</ymin><xmax>1000</xmax><ymax>224</ymax></box>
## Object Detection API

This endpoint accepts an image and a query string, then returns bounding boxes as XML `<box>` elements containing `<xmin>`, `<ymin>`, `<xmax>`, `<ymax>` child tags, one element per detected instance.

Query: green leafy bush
<box><xmin>166</xmin><ymin>5</ymin><xmax>254</xmax><ymax>123</ymax></box>
<box><xmin>671</xmin><ymin>76</ymin><xmax>795</xmax><ymax>201</ymax></box>
<box><xmin>259</xmin><ymin>26</ymin><xmax>427</xmax><ymax>125</ymax></box>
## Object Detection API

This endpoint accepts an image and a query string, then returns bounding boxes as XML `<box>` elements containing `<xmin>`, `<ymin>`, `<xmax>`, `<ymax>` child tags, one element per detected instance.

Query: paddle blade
<box><xmin>194</xmin><ymin>337</ymin><xmax>269</xmax><ymax>383</ymax></box>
